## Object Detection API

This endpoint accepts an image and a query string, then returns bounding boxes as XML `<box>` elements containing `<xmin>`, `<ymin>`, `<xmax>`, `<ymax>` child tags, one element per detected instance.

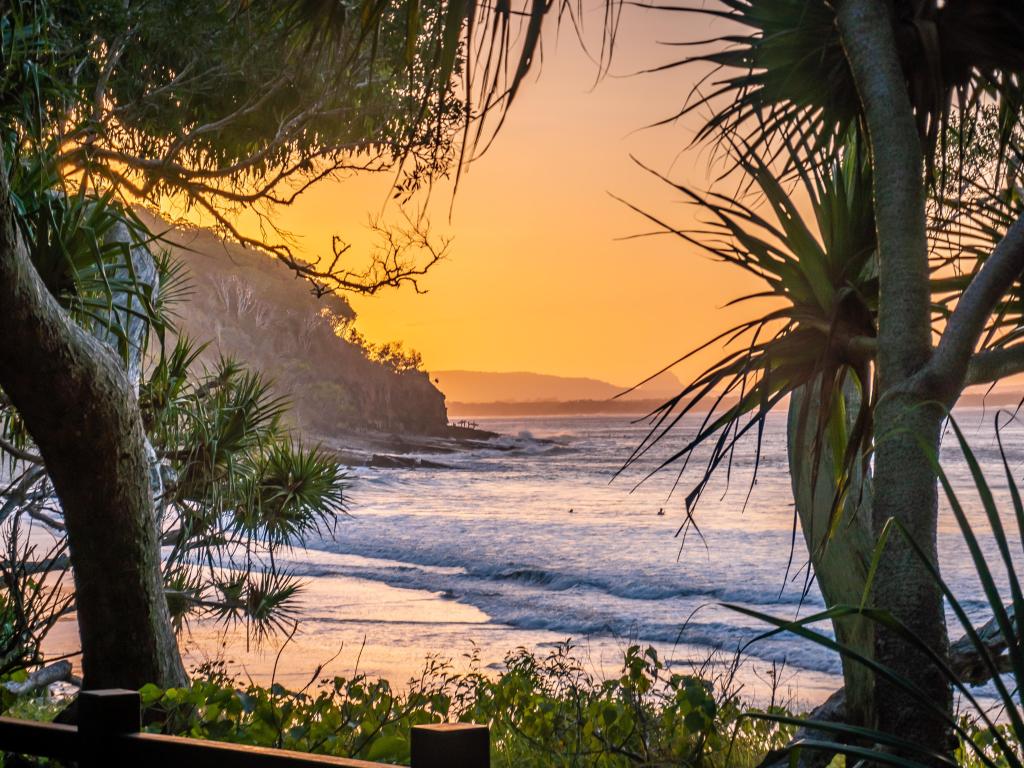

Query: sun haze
<box><xmin>221</xmin><ymin>9</ymin><xmax>759</xmax><ymax>388</ymax></box>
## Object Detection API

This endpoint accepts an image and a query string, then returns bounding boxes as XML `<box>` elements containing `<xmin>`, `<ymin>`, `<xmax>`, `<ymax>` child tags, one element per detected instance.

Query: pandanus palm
<box><xmin>639</xmin><ymin>0</ymin><xmax>1024</xmax><ymax>753</ymax></box>
<box><xmin>622</xmin><ymin>139</ymin><xmax>883</xmax><ymax>728</ymax></box>
<box><xmin>671</xmin><ymin>0</ymin><xmax>1024</xmax><ymax>173</ymax></box>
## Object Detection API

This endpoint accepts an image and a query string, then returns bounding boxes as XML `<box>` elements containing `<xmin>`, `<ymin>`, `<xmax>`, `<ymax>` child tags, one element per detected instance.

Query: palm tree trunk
<box><xmin>835</xmin><ymin>0</ymin><xmax>951</xmax><ymax>753</ymax></box>
<box><xmin>787</xmin><ymin>383</ymin><xmax>874</xmax><ymax>728</ymax></box>
<box><xmin>0</xmin><ymin>156</ymin><xmax>187</xmax><ymax>690</ymax></box>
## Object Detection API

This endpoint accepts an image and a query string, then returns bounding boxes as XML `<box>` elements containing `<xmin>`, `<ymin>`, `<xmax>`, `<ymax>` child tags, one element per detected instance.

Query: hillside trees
<box><xmin>0</xmin><ymin>0</ymin><xmax>587</xmax><ymax>689</ymax></box>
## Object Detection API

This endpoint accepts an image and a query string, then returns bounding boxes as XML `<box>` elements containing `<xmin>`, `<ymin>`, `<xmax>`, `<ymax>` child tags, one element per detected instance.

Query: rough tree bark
<box><xmin>835</xmin><ymin>0</ymin><xmax>952</xmax><ymax>753</ymax></box>
<box><xmin>0</xmin><ymin>153</ymin><xmax>187</xmax><ymax>689</ymax></box>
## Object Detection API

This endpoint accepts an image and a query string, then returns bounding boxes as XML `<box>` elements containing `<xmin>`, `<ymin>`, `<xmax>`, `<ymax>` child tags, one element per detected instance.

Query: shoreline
<box><xmin>37</xmin><ymin>416</ymin><xmax>847</xmax><ymax>712</ymax></box>
<box><xmin>42</xmin><ymin>566</ymin><xmax>841</xmax><ymax>712</ymax></box>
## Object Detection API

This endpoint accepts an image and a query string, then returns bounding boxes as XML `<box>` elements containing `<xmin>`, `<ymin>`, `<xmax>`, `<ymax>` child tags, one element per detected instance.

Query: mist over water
<box><xmin>263</xmin><ymin>408</ymin><xmax>1024</xmax><ymax>701</ymax></box>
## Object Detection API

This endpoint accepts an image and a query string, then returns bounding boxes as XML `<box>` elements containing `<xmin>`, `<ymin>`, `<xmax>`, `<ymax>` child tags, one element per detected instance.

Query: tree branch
<box><xmin>2</xmin><ymin>660</ymin><xmax>72</xmax><ymax>696</ymax></box>
<box><xmin>0</xmin><ymin>146</ymin><xmax>187</xmax><ymax>688</ymax></box>
<box><xmin>185</xmin><ymin>194</ymin><xmax>448</xmax><ymax>298</ymax></box>
<box><xmin>0</xmin><ymin>556</ymin><xmax>70</xmax><ymax>575</ymax></box>
<box><xmin>928</xmin><ymin>210</ymin><xmax>1024</xmax><ymax>398</ymax></box>
<box><xmin>965</xmin><ymin>344</ymin><xmax>1024</xmax><ymax>387</ymax></box>
<box><xmin>0</xmin><ymin>436</ymin><xmax>42</xmax><ymax>464</ymax></box>
<box><xmin>0</xmin><ymin>468</ymin><xmax>47</xmax><ymax>524</ymax></box>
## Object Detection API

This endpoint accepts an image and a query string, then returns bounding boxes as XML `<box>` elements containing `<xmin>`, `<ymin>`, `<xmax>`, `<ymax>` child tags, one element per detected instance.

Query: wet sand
<box><xmin>43</xmin><ymin>568</ymin><xmax>838</xmax><ymax>712</ymax></box>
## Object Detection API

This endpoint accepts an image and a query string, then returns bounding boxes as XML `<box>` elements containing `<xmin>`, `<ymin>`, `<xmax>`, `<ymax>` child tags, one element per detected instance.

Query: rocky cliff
<box><xmin>147</xmin><ymin>218</ymin><xmax>449</xmax><ymax>438</ymax></box>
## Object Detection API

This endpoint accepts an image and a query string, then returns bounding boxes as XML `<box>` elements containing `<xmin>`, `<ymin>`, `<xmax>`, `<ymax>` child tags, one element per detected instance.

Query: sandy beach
<box><xmin>43</xmin><ymin>563</ymin><xmax>839</xmax><ymax>712</ymax></box>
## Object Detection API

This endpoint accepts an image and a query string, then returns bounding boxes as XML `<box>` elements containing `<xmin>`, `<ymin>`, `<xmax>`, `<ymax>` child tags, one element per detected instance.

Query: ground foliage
<box><xmin>133</xmin><ymin>643</ymin><xmax>791</xmax><ymax>767</ymax></box>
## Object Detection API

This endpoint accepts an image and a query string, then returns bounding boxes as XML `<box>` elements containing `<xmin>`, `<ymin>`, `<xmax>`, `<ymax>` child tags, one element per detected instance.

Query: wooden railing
<box><xmin>0</xmin><ymin>689</ymin><xmax>489</xmax><ymax>767</ymax></box>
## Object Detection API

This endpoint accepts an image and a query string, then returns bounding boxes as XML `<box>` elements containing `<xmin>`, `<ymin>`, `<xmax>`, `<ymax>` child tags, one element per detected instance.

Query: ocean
<box><xmin>175</xmin><ymin>408</ymin><xmax>1024</xmax><ymax>709</ymax></box>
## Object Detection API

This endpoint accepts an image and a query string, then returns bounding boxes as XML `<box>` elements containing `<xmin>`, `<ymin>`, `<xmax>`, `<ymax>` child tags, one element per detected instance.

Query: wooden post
<box><xmin>411</xmin><ymin>723</ymin><xmax>489</xmax><ymax>768</ymax></box>
<box><xmin>78</xmin><ymin>689</ymin><xmax>141</xmax><ymax>768</ymax></box>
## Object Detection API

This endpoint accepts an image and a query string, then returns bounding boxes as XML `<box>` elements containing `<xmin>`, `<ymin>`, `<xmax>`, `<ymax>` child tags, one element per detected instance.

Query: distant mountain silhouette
<box><xmin>433</xmin><ymin>370</ymin><xmax>684</xmax><ymax>404</ymax></box>
<box><xmin>435</xmin><ymin>372</ymin><xmax>1021</xmax><ymax>418</ymax></box>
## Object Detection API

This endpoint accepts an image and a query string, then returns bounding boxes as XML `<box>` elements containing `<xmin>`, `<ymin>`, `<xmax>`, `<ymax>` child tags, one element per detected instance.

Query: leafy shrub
<box><xmin>136</xmin><ymin>644</ymin><xmax>791</xmax><ymax>766</ymax></box>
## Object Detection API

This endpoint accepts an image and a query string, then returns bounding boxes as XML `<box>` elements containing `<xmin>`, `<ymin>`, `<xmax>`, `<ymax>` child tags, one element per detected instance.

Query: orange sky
<box><xmin>230</xmin><ymin>9</ymin><xmax>764</xmax><ymax>387</ymax></box>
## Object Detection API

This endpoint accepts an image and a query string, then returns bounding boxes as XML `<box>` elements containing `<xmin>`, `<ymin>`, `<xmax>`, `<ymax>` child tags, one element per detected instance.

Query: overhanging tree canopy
<box><xmin>0</xmin><ymin>0</ymin><xmax>612</xmax><ymax>689</ymax></box>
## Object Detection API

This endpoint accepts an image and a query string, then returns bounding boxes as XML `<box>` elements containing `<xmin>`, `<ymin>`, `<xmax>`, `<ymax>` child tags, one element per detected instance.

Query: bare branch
<box><xmin>24</xmin><ymin>505</ymin><xmax>65</xmax><ymax>531</ymax></box>
<box><xmin>324</xmin><ymin>211</ymin><xmax>450</xmax><ymax>297</ymax></box>
<box><xmin>0</xmin><ymin>556</ymin><xmax>69</xmax><ymax>576</ymax></box>
<box><xmin>2</xmin><ymin>660</ymin><xmax>72</xmax><ymax>696</ymax></box>
<box><xmin>964</xmin><ymin>344</ymin><xmax>1024</xmax><ymax>387</ymax></box>
<box><xmin>0</xmin><ymin>468</ymin><xmax>47</xmax><ymax>524</ymax></box>
<box><xmin>0</xmin><ymin>437</ymin><xmax>41</xmax><ymax>464</ymax></box>
<box><xmin>184</xmin><ymin>195</ymin><xmax>448</xmax><ymax>298</ymax></box>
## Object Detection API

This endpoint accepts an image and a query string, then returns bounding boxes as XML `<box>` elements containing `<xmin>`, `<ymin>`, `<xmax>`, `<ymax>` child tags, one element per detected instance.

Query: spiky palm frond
<box><xmin>212</xmin><ymin>569</ymin><xmax>303</xmax><ymax>645</ymax></box>
<box><xmin>149</xmin><ymin>250</ymin><xmax>192</xmax><ymax>332</ymax></box>
<box><xmin>279</xmin><ymin>0</ymin><xmax>619</xmax><ymax>160</ymax></box>
<box><xmin>0</xmin><ymin>3</ymin><xmax>76</xmax><ymax>134</ymax></box>
<box><xmin>169</xmin><ymin>360</ymin><xmax>289</xmax><ymax>500</ymax></box>
<box><xmin>618</xmin><ymin>140</ymin><xmax>878</xmax><ymax>524</ymax></box>
<box><xmin>141</xmin><ymin>335</ymin><xmax>208</xmax><ymax>438</ymax></box>
<box><xmin>663</xmin><ymin>0</ymin><xmax>1024</xmax><ymax>177</ymax></box>
<box><xmin>139</xmin><ymin>337</ymin><xmax>348</xmax><ymax>642</ymax></box>
<box><xmin>662</xmin><ymin>0</ymin><xmax>853</xmax><ymax>168</ymax></box>
<box><xmin>236</xmin><ymin>440</ymin><xmax>347</xmax><ymax>549</ymax></box>
<box><xmin>6</xmin><ymin>146</ymin><xmax>176</xmax><ymax>368</ymax></box>
<box><xmin>933</xmin><ymin>189</ymin><xmax>1024</xmax><ymax>355</ymax></box>
<box><xmin>162</xmin><ymin>565</ymin><xmax>206</xmax><ymax>634</ymax></box>
<box><xmin>0</xmin><ymin>399</ymin><xmax>33</xmax><ymax>474</ymax></box>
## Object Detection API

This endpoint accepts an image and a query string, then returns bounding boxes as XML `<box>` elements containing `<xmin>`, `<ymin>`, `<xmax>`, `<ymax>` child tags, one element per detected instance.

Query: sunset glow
<box><xmin>238</xmin><ymin>13</ymin><xmax>759</xmax><ymax>387</ymax></box>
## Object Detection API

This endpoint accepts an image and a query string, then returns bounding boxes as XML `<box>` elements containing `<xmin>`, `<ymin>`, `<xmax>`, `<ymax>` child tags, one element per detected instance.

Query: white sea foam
<box><xmin>278</xmin><ymin>408</ymin><xmax>1024</xmax><ymax>687</ymax></box>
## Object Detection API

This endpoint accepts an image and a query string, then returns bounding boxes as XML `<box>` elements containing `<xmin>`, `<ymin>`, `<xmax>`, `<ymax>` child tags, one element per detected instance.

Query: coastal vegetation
<box><xmin>0</xmin><ymin>0</ymin><xmax>571</xmax><ymax>691</ymax></box>
<box><xmin>0</xmin><ymin>236</ymin><xmax>352</xmax><ymax>672</ymax></box>
<box><xmin>5</xmin><ymin>643</ymin><xmax>793</xmax><ymax>766</ymax></box>
<box><xmin>621</xmin><ymin>0</ymin><xmax>1024</xmax><ymax>758</ymax></box>
<box><xmin>146</xmin><ymin>644</ymin><xmax>783</xmax><ymax>767</ymax></box>
<box><xmin>149</xmin><ymin>217</ymin><xmax>449</xmax><ymax>437</ymax></box>
<box><xmin>3</xmin><ymin>0</ymin><xmax>1024</xmax><ymax>766</ymax></box>
<box><xmin>704</xmin><ymin>416</ymin><xmax>1024</xmax><ymax>767</ymax></box>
